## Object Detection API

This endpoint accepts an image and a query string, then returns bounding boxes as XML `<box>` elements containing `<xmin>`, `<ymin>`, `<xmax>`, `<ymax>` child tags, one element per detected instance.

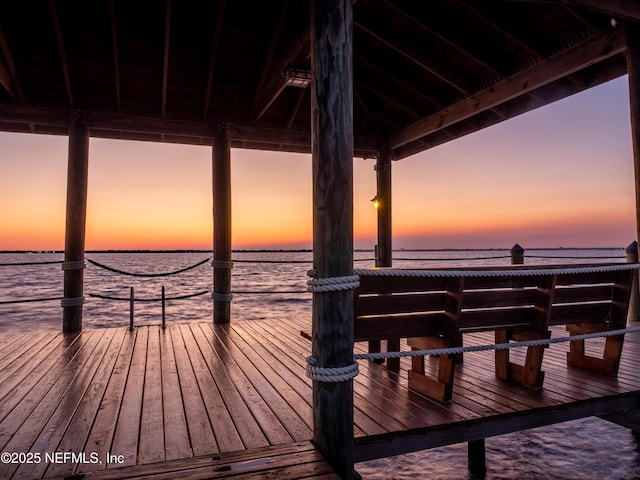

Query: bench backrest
<box><xmin>353</xmin><ymin>264</ymin><xmax>635</xmax><ymax>343</ymax></box>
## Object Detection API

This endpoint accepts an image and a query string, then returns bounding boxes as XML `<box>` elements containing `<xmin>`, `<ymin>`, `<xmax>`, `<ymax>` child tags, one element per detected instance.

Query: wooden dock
<box><xmin>1</xmin><ymin>317</ymin><xmax>640</xmax><ymax>479</ymax></box>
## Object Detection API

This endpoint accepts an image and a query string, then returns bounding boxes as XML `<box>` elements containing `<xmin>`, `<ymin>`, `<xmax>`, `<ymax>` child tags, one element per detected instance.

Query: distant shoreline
<box><xmin>0</xmin><ymin>247</ymin><xmax>626</xmax><ymax>254</ymax></box>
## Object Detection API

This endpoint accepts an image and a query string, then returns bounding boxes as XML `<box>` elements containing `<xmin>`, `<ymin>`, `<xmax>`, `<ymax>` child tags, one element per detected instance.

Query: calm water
<box><xmin>1</xmin><ymin>249</ymin><xmax>639</xmax><ymax>479</ymax></box>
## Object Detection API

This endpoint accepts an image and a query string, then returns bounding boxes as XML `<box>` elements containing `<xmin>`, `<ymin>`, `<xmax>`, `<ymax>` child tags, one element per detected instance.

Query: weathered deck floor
<box><xmin>1</xmin><ymin>317</ymin><xmax>640</xmax><ymax>479</ymax></box>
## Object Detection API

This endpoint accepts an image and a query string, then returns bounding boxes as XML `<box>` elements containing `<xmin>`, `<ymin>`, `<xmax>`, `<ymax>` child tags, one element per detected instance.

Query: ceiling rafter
<box><xmin>48</xmin><ymin>0</ymin><xmax>74</xmax><ymax>107</ymax></box>
<box><xmin>203</xmin><ymin>0</ymin><xmax>227</xmax><ymax>119</ymax></box>
<box><xmin>0</xmin><ymin>62</ymin><xmax>12</xmax><ymax>97</ymax></box>
<box><xmin>250</xmin><ymin>0</ymin><xmax>289</xmax><ymax>122</ymax></box>
<box><xmin>0</xmin><ymin>22</ymin><xmax>23</xmax><ymax>102</ymax></box>
<box><xmin>565</xmin><ymin>0</ymin><xmax>640</xmax><ymax>22</ymax></box>
<box><xmin>254</xmin><ymin>22</ymin><xmax>310</xmax><ymax>123</ymax></box>
<box><xmin>509</xmin><ymin>0</ymin><xmax>640</xmax><ymax>23</ymax></box>
<box><xmin>454</xmin><ymin>0</ymin><xmax>579</xmax><ymax>96</ymax></box>
<box><xmin>354</xmin><ymin>21</ymin><xmax>472</xmax><ymax>94</ymax></box>
<box><xmin>161</xmin><ymin>0</ymin><xmax>171</xmax><ymax>118</ymax></box>
<box><xmin>383</xmin><ymin>0</ymin><xmax>503</xmax><ymax>78</ymax></box>
<box><xmin>391</xmin><ymin>26</ymin><xmax>626</xmax><ymax>150</ymax></box>
<box><xmin>110</xmin><ymin>0</ymin><xmax>122</xmax><ymax>113</ymax></box>
<box><xmin>285</xmin><ymin>88</ymin><xmax>306</xmax><ymax>129</ymax></box>
<box><xmin>355</xmin><ymin>79</ymin><xmax>423</xmax><ymax>119</ymax></box>
<box><xmin>255</xmin><ymin>32</ymin><xmax>311</xmax><ymax>122</ymax></box>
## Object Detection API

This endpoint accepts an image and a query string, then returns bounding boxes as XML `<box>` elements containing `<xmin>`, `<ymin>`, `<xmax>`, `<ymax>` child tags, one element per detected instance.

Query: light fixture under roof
<box><xmin>285</xmin><ymin>67</ymin><xmax>311</xmax><ymax>88</ymax></box>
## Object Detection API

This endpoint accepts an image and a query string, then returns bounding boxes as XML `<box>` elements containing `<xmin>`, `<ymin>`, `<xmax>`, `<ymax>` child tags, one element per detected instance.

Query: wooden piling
<box><xmin>375</xmin><ymin>142</ymin><xmax>392</xmax><ymax>268</ymax></box>
<box><xmin>626</xmin><ymin>23</ymin><xmax>640</xmax><ymax>250</ymax></box>
<box><xmin>212</xmin><ymin>123</ymin><xmax>232</xmax><ymax>324</ymax></box>
<box><xmin>311</xmin><ymin>0</ymin><xmax>355</xmax><ymax>478</ymax></box>
<box><xmin>468</xmin><ymin>439</ymin><xmax>487</xmax><ymax>478</ymax></box>
<box><xmin>62</xmin><ymin>112</ymin><xmax>89</xmax><ymax>333</ymax></box>
<box><xmin>626</xmin><ymin>241</ymin><xmax>639</xmax><ymax>321</ymax></box>
<box><xmin>510</xmin><ymin>243</ymin><xmax>524</xmax><ymax>265</ymax></box>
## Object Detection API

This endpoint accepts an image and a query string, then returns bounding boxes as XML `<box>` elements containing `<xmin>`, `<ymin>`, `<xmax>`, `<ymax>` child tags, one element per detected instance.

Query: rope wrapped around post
<box><xmin>306</xmin><ymin>271</ymin><xmax>360</xmax><ymax>293</ymax></box>
<box><xmin>61</xmin><ymin>260</ymin><xmax>86</xmax><ymax>271</ymax></box>
<box><xmin>305</xmin><ymin>271</ymin><xmax>361</xmax><ymax>381</ymax></box>
<box><xmin>212</xmin><ymin>292</ymin><xmax>233</xmax><ymax>302</ymax></box>
<box><xmin>211</xmin><ymin>259</ymin><xmax>234</xmax><ymax>269</ymax></box>
<box><xmin>61</xmin><ymin>296</ymin><xmax>85</xmax><ymax>307</ymax></box>
<box><xmin>306</xmin><ymin>356</ymin><xmax>359</xmax><ymax>382</ymax></box>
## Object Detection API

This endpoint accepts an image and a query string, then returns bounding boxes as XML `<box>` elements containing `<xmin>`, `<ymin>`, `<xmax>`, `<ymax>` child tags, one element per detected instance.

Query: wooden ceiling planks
<box><xmin>0</xmin><ymin>0</ymin><xmax>631</xmax><ymax>159</ymax></box>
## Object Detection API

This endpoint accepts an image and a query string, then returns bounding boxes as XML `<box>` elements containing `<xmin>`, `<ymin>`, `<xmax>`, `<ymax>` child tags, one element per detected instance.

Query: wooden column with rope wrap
<box><xmin>310</xmin><ymin>0</ymin><xmax>355</xmax><ymax>478</ymax></box>
<box><xmin>212</xmin><ymin>123</ymin><xmax>232</xmax><ymax>324</ymax></box>
<box><xmin>62</xmin><ymin>111</ymin><xmax>89</xmax><ymax>333</ymax></box>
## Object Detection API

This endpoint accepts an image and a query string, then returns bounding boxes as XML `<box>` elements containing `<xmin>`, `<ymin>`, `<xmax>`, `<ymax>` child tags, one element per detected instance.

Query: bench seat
<box><xmin>354</xmin><ymin>264</ymin><xmax>636</xmax><ymax>402</ymax></box>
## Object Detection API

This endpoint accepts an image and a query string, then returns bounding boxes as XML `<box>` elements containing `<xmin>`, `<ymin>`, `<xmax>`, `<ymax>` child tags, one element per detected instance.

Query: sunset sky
<box><xmin>1</xmin><ymin>76</ymin><xmax>637</xmax><ymax>251</ymax></box>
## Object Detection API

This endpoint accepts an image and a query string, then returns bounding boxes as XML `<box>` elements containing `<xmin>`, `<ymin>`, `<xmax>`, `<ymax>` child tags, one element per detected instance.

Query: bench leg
<box><xmin>495</xmin><ymin>330</ymin><xmax>547</xmax><ymax>389</ymax></box>
<box><xmin>368</xmin><ymin>340</ymin><xmax>384</xmax><ymax>364</ymax></box>
<box><xmin>386</xmin><ymin>338</ymin><xmax>401</xmax><ymax>372</ymax></box>
<box><xmin>494</xmin><ymin>330</ymin><xmax>510</xmax><ymax>380</ymax></box>
<box><xmin>408</xmin><ymin>351</ymin><xmax>455</xmax><ymax>402</ymax></box>
<box><xmin>567</xmin><ymin>325</ymin><xmax>624</xmax><ymax>376</ymax></box>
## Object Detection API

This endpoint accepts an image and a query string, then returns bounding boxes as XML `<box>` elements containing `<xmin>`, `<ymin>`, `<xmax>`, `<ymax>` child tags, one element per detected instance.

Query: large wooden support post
<box><xmin>311</xmin><ymin>0</ymin><xmax>355</xmax><ymax>478</ymax></box>
<box><xmin>375</xmin><ymin>143</ymin><xmax>392</xmax><ymax>268</ymax></box>
<box><xmin>212</xmin><ymin>123</ymin><xmax>232</xmax><ymax>324</ymax></box>
<box><xmin>62</xmin><ymin>112</ymin><xmax>90</xmax><ymax>333</ymax></box>
<box><xmin>627</xmin><ymin>23</ymin><xmax>640</xmax><ymax>249</ymax></box>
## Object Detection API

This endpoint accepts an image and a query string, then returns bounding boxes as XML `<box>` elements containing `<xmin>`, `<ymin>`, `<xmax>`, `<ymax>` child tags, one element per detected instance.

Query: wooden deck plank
<box><xmin>2</xmin><ymin>318</ymin><xmax>640</xmax><ymax>478</ymax></box>
<box><xmin>176</xmin><ymin>323</ymin><xmax>246</xmax><ymax>453</ymax></box>
<box><xmin>0</xmin><ymin>332</ymin><xmax>27</xmax><ymax>356</ymax></box>
<box><xmin>0</xmin><ymin>331</ymin><xmax>51</xmax><ymax>374</ymax></box>
<box><xmin>0</xmin><ymin>330</ymin><xmax>93</xmax><ymax>449</ymax></box>
<box><xmin>44</xmin><ymin>328</ymin><xmax>127</xmax><ymax>478</ymax></box>
<box><xmin>138</xmin><ymin>327</ymin><xmax>166</xmax><ymax>465</ymax></box>
<box><xmin>14</xmin><ymin>328</ymin><xmax>118</xmax><ymax>479</ymax></box>
<box><xmin>110</xmin><ymin>326</ymin><xmax>148</xmax><ymax>467</ymax></box>
<box><xmin>248</xmin><ymin>317</ymin><xmax>395</xmax><ymax>436</ymax></box>
<box><xmin>202</xmin><ymin>322</ymin><xmax>298</xmax><ymax>445</ymax></box>
<box><xmin>0</xmin><ymin>333</ymin><xmax>66</xmax><ymax>408</ymax></box>
<box><xmin>186</xmin><ymin>323</ymin><xmax>272</xmax><ymax>450</ymax></box>
<box><xmin>0</xmin><ymin>329</ymin><xmax>104</xmax><ymax>479</ymax></box>
<box><xmin>168</xmin><ymin>323</ymin><xmax>219</xmax><ymax>457</ymax></box>
<box><xmin>71</xmin><ymin>441</ymin><xmax>338</xmax><ymax>480</ymax></box>
<box><xmin>228</xmin><ymin>320</ymin><xmax>313</xmax><ymax>429</ymax></box>
<box><xmin>159</xmin><ymin>326</ymin><xmax>192</xmax><ymax>461</ymax></box>
<box><xmin>81</xmin><ymin>329</ymin><xmax>136</xmax><ymax>474</ymax></box>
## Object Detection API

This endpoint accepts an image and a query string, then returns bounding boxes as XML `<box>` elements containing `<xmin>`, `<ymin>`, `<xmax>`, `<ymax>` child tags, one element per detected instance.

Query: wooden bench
<box><xmin>353</xmin><ymin>264</ymin><xmax>636</xmax><ymax>402</ymax></box>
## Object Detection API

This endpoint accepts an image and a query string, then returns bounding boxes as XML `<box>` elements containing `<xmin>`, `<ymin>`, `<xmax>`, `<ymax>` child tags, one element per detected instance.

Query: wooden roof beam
<box><xmin>250</xmin><ymin>0</ymin><xmax>289</xmax><ymax>122</ymax></box>
<box><xmin>253</xmin><ymin>21</ymin><xmax>311</xmax><ymax>123</ymax></box>
<box><xmin>48</xmin><ymin>0</ymin><xmax>74</xmax><ymax>107</ymax></box>
<box><xmin>110</xmin><ymin>0</ymin><xmax>122</xmax><ymax>113</ymax></box>
<box><xmin>391</xmin><ymin>26</ymin><xmax>625</xmax><ymax>149</ymax></box>
<box><xmin>382</xmin><ymin>0</ymin><xmax>502</xmax><ymax>78</ymax></box>
<box><xmin>0</xmin><ymin>22</ymin><xmax>24</xmax><ymax>103</ymax></box>
<box><xmin>161</xmin><ymin>0</ymin><xmax>171</xmax><ymax>118</ymax></box>
<box><xmin>354</xmin><ymin>21</ymin><xmax>472</xmax><ymax>94</ymax></box>
<box><xmin>566</xmin><ymin>1</ymin><xmax>640</xmax><ymax>23</ymax></box>
<box><xmin>203</xmin><ymin>0</ymin><xmax>227</xmax><ymax>119</ymax></box>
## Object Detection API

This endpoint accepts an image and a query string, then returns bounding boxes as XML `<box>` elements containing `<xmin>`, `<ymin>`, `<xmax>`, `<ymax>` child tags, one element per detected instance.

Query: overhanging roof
<box><xmin>0</xmin><ymin>0</ymin><xmax>634</xmax><ymax>159</ymax></box>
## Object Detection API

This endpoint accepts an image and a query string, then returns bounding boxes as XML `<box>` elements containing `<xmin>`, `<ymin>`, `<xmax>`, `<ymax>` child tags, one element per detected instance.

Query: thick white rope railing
<box><xmin>305</xmin><ymin>326</ymin><xmax>640</xmax><ymax>382</ymax></box>
<box><xmin>354</xmin><ymin>263</ymin><xmax>640</xmax><ymax>279</ymax></box>
<box><xmin>354</xmin><ymin>326</ymin><xmax>640</xmax><ymax>362</ymax></box>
